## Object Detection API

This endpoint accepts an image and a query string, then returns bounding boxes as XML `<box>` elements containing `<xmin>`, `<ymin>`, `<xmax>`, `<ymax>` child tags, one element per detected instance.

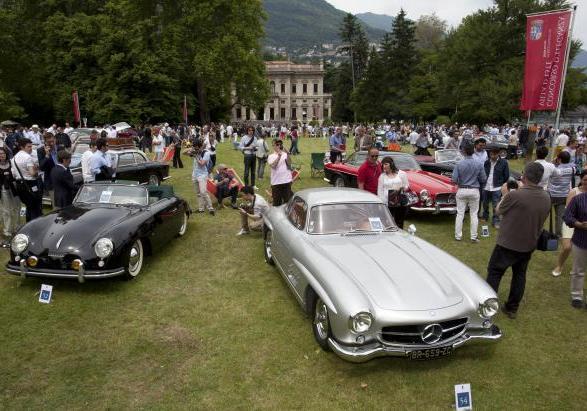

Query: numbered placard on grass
<box><xmin>455</xmin><ymin>383</ymin><xmax>472</xmax><ymax>410</ymax></box>
<box><xmin>39</xmin><ymin>284</ymin><xmax>53</xmax><ymax>304</ymax></box>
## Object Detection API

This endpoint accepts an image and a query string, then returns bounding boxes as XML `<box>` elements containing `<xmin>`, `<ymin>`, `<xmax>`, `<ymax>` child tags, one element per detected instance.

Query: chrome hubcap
<box><xmin>335</xmin><ymin>178</ymin><xmax>344</xmax><ymax>187</ymax></box>
<box><xmin>314</xmin><ymin>299</ymin><xmax>329</xmax><ymax>340</ymax></box>
<box><xmin>128</xmin><ymin>241</ymin><xmax>142</xmax><ymax>276</ymax></box>
<box><xmin>179</xmin><ymin>214</ymin><xmax>187</xmax><ymax>235</ymax></box>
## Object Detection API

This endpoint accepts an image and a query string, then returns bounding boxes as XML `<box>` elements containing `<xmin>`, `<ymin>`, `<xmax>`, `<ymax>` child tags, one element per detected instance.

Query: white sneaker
<box><xmin>253</xmin><ymin>186</ymin><xmax>259</xmax><ymax>190</ymax></box>
<box><xmin>236</xmin><ymin>229</ymin><xmax>250</xmax><ymax>236</ymax></box>
<box><xmin>552</xmin><ymin>269</ymin><xmax>562</xmax><ymax>277</ymax></box>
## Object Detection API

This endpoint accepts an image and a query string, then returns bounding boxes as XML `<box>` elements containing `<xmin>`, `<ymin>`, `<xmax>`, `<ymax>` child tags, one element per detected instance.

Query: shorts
<box><xmin>562</xmin><ymin>223</ymin><xmax>574</xmax><ymax>239</ymax></box>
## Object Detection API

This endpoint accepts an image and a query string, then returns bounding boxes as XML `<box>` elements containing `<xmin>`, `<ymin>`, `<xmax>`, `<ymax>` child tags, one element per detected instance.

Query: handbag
<box><xmin>388</xmin><ymin>189</ymin><xmax>409</xmax><ymax>208</ymax></box>
<box><xmin>536</xmin><ymin>209</ymin><xmax>558</xmax><ymax>251</ymax></box>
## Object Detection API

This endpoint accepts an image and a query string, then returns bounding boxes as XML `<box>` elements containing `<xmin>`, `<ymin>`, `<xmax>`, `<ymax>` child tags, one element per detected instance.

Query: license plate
<box><xmin>409</xmin><ymin>346</ymin><xmax>453</xmax><ymax>360</ymax></box>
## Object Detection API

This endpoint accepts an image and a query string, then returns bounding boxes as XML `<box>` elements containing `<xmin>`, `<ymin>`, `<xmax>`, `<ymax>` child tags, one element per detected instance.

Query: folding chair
<box><xmin>310</xmin><ymin>152</ymin><xmax>326</xmax><ymax>177</ymax></box>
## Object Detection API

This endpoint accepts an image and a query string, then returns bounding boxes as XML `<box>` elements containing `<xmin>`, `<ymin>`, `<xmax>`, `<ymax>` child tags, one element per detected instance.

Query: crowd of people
<box><xmin>2</xmin><ymin>118</ymin><xmax>587</xmax><ymax>316</ymax></box>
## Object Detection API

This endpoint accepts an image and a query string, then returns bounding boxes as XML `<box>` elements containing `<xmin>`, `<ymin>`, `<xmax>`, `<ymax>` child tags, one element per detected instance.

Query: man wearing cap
<box><xmin>214</xmin><ymin>164</ymin><xmax>238</xmax><ymax>209</ymax></box>
<box><xmin>27</xmin><ymin>125</ymin><xmax>43</xmax><ymax>149</ymax></box>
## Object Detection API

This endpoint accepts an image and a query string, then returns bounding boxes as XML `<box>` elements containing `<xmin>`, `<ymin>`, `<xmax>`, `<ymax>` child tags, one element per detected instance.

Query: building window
<box><xmin>281</xmin><ymin>83</ymin><xmax>285</xmax><ymax>94</ymax></box>
<box><xmin>313</xmin><ymin>100</ymin><xmax>318</xmax><ymax>103</ymax></box>
<box><xmin>291</xmin><ymin>84</ymin><xmax>296</xmax><ymax>94</ymax></box>
<box><xmin>280</xmin><ymin>107</ymin><xmax>286</xmax><ymax>119</ymax></box>
<box><xmin>236</xmin><ymin>108</ymin><xmax>242</xmax><ymax>120</ymax></box>
<box><xmin>270</xmin><ymin>107</ymin><xmax>274</xmax><ymax>120</ymax></box>
<box><xmin>281</xmin><ymin>100</ymin><xmax>285</xmax><ymax>104</ymax></box>
<box><xmin>323</xmin><ymin>108</ymin><xmax>329</xmax><ymax>119</ymax></box>
<box><xmin>246</xmin><ymin>108</ymin><xmax>251</xmax><ymax>120</ymax></box>
<box><xmin>303</xmin><ymin>100</ymin><xmax>306</xmax><ymax>103</ymax></box>
<box><xmin>303</xmin><ymin>83</ymin><xmax>307</xmax><ymax>94</ymax></box>
<box><xmin>292</xmin><ymin>107</ymin><xmax>297</xmax><ymax>120</ymax></box>
<box><xmin>314</xmin><ymin>83</ymin><xmax>318</xmax><ymax>93</ymax></box>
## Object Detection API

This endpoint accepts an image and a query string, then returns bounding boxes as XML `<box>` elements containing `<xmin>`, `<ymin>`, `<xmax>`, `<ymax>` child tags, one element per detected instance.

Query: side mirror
<box><xmin>407</xmin><ymin>224</ymin><xmax>417</xmax><ymax>236</ymax></box>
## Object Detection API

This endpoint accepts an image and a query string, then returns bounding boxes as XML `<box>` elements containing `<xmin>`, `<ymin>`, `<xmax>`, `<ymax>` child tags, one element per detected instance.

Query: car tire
<box><xmin>309</xmin><ymin>289</ymin><xmax>332</xmax><ymax>351</ymax></box>
<box><xmin>148</xmin><ymin>174</ymin><xmax>160</xmax><ymax>186</ymax></box>
<box><xmin>178</xmin><ymin>212</ymin><xmax>188</xmax><ymax>237</ymax></box>
<box><xmin>263</xmin><ymin>226</ymin><xmax>275</xmax><ymax>265</ymax></box>
<box><xmin>334</xmin><ymin>175</ymin><xmax>345</xmax><ymax>188</ymax></box>
<box><xmin>124</xmin><ymin>239</ymin><xmax>144</xmax><ymax>280</ymax></box>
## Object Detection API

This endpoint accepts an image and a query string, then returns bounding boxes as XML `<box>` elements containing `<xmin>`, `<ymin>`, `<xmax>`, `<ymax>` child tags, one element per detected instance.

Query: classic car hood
<box><xmin>25</xmin><ymin>206</ymin><xmax>137</xmax><ymax>252</ymax></box>
<box><xmin>406</xmin><ymin>170</ymin><xmax>456</xmax><ymax>194</ymax></box>
<box><xmin>310</xmin><ymin>234</ymin><xmax>463</xmax><ymax>311</ymax></box>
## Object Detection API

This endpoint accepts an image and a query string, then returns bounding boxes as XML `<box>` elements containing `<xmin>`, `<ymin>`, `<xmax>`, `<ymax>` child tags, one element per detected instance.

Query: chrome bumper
<box><xmin>410</xmin><ymin>205</ymin><xmax>457</xmax><ymax>214</ymax></box>
<box><xmin>6</xmin><ymin>263</ymin><xmax>125</xmax><ymax>282</ymax></box>
<box><xmin>328</xmin><ymin>324</ymin><xmax>502</xmax><ymax>363</ymax></box>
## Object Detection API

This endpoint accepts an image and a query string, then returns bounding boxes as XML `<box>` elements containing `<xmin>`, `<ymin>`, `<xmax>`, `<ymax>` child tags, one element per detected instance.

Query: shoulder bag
<box><xmin>536</xmin><ymin>208</ymin><xmax>558</xmax><ymax>251</ymax></box>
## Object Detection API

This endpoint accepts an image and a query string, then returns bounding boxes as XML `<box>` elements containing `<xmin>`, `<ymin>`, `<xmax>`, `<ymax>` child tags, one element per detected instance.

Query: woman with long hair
<box><xmin>377</xmin><ymin>156</ymin><xmax>409</xmax><ymax>229</ymax></box>
<box><xmin>0</xmin><ymin>146</ymin><xmax>20</xmax><ymax>243</ymax></box>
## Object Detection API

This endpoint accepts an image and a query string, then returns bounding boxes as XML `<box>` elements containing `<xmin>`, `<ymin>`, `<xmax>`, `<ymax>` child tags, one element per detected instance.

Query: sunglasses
<box><xmin>370</xmin><ymin>155</ymin><xmax>379</xmax><ymax>159</ymax></box>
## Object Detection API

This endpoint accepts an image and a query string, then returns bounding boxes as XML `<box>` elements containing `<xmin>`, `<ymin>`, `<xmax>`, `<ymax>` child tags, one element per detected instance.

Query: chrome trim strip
<box><xmin>410</xmin><ymin>206</ymin><xmax>457</xmax><ymax>213</ymax></box>
<box><xmin>6</xmin><ymin>265</ymin><xmax>125</xmax><ymax>279</ymax></box>
<box><xmin>329</xmin><ymin>325</ymin><xmax>502</xmax><ymax>363</ymax></box>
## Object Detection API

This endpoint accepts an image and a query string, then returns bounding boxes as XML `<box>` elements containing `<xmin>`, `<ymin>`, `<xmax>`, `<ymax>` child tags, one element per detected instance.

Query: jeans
<box><xmin>216</xmin><ymin>184</ymin><xmax>238</xmax><ymax>206</ymax></box>
<box><xmin>194</xmin><ymin>177</ymin><xmax>213</xmax><ymax>211</ymax></box>
<box><xmin>482</xmin><ymin>190</ymin><xmax>501</xmax><ymax>226</ymax></box>
<box><xmin>172</xmin><ymin>145</ymin><xmax>183</xmax><ymax>168</ymax></box>
<box><xmin>257</xmin><ymin>157</ymin><xmax>267</xmax><ymax>179</ymax></box>
<box><xmin>551</xmin><ymin>196</ymin><xmax>565</xmax><ymax>237</ymax></box>
<box><xmin>486</xmin><ymin>244</ymin><xmax>533</xmax><ymax>312</ymax></box>
<box><xmin>389</xmin><ymin>205</ymin><xmax>408</xmax><ymax>229</ymax></box>
<box><xmin>290</xmin><ymin>139</ymin><xmax>300</xmax><ymax>155</ymax></box>
<box><xmin>243</xmin><ymin>154</ymin><xmax>256</xmax><ymax>187</ymax></box>
<box><xmin>1</xmin><ymin>188</ymin><xmax>20</xmax><ymax>236</ymax></box>
<box><xmin>455</xmin><ymin>188</ymin><xmax>480</xmax><ymax>240</ymax></box>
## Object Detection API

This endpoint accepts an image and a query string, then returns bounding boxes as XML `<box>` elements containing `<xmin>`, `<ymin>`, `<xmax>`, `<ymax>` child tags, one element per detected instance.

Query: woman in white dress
<box><xmin>377</xmin><ymin>156</ymin><xmax>409</xmax><ymax>229</ymax></box>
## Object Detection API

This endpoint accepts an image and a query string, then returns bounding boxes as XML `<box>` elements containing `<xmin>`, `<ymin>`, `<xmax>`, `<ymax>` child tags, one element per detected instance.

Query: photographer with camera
<box><xmin>239</xmin><ymin>126</ymin><xmax>257</xmax><ymax>188</ymax></box>
<box><xmin>236</xmin><ymin>185</ymin><xmax>269</xmax><ymax>236</ymax></box>
<box><xmin>186</xmin><ymin>140</ymin><xmax>215</xmax><ymax>215</ymax></box>
<box><xmin>267</xmin><ymin>139</ymin><xmax>293</xmax><ymax>206</ymax></box>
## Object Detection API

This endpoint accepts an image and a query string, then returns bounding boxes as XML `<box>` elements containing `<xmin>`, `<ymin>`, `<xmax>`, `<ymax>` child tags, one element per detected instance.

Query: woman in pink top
<box><xmin>267</xmin><ymin>139</ymin><xmax>293</xmax><ymax>206</ymax></box>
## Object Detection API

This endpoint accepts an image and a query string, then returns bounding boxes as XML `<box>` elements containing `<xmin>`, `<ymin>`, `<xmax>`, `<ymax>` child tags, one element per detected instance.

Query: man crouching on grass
<box><xmin>237</xmin><ymin>185</ymin><xmax>270</xmax><ymax>236</ymax></box>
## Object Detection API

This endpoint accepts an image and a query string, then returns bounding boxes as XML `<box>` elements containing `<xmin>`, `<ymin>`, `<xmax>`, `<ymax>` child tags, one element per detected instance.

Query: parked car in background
<box><xmin>7</xmin><ymin>182</ymin><xmax>190</xmax><ymax>282</ymax></box>
<box><xmin>415</xmin><ymin>149</ymin><xmax>463</xmax><ymax>177</ymax></box>
<box><xmin>262</xmin><ymin>188</ymin><xmax>502</xmax><ymax>362</ymax></box>
<box><xmin>324</xmin><ymin>151</ymin><xmax>458</xmax><ymax>213</ymax></box>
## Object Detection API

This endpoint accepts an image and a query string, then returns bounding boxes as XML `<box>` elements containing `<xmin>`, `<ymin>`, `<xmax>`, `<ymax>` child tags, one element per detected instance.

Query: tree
<box><xmin>331</xmin><ymin>62</ymin><xmax>354</xmax><ymax>122</ymax></box>
<box><xmin>338</xmin><ymin>13</ymin><xmax>370</xmax><ymax>84</ymax></box>
<box><xmin>414</xmin><ymin>14</ymin><xmax>447</xmax><ymax>51</ymax></box>
<box><xmin>351</xmin><ymin>47</ymin><xmax>386</xmax><ymax>122</ymax></box>
<box><xmin>380</xmin><ymin>8</ymin><xmax>418</xmax><ymax>120</ymax></box>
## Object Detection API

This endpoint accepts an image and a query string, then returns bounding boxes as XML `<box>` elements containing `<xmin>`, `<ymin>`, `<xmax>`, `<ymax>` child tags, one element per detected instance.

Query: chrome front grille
<box><xmin>380</xmin><ymin>318</ymin><xmax>468</xmax><ymax>345</ymax></box>
<box><xmin>435</xmin><ymin>193</ymin><xmax>456</xmax><ymax>205</ymax></box>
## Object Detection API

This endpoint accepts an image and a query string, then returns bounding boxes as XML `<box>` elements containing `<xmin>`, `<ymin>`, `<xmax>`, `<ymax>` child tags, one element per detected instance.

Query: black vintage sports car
<box><xmin>7</xmin><ymin>182</ymin><xmax>189</xmax><ymax>282</ymax></box>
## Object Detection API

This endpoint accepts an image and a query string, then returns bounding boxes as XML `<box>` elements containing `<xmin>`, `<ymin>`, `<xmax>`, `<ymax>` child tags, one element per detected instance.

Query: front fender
<box><xmin>293</xmin><ymin>258</ymin><xmax>338</xmax><ymax>316</ymax></box>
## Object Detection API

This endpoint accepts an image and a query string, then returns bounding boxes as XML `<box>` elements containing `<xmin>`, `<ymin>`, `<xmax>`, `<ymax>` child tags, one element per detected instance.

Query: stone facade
<box><xmin>231</xmin><ymin>61</ymin><xmax>332</xmax><ymax>124</ymax></box>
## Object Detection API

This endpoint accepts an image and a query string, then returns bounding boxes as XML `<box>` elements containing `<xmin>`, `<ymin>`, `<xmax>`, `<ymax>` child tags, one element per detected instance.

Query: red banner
<box><xmin>520</xmin><ymin>9</ymin><xmax>572</xmax><ymax>111</ymax></box>
<box><xmin>72</xmin><ymin>90</ymin><xmax>81</xmax><ymax>124</ymax></box>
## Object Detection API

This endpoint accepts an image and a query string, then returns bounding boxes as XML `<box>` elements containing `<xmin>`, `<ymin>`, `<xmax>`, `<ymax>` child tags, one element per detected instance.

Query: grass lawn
<box><xmin>1</xmin><ymin>137</ymin><xmax>586</xmax><ymax>410</ymax></box>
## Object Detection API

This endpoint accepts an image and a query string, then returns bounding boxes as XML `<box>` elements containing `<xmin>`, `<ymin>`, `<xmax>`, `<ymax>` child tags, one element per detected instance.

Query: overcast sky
<box><xmin>325</xmin><ymin>0</ymin><xmax>587</xmax><ymax>47</ymax></box>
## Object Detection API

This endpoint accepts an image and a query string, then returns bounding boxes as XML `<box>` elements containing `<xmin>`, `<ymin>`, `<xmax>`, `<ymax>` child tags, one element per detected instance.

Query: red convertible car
<box><xmin>324</xmin><ymin>151</ymin><xmax>457</xmax><ymax>213</ymax></box>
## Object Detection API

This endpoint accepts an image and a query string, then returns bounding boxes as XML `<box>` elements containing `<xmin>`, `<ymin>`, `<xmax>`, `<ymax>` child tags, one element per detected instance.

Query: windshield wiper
<box><xmin>383</xmin><ymin>225</ymin><xmax>399</xmax><ymax>232</ymax></box>
<box><xmin>341</xmin><ymin>228</ymin><xmax>380</xmax><ymax>236</ymax></box>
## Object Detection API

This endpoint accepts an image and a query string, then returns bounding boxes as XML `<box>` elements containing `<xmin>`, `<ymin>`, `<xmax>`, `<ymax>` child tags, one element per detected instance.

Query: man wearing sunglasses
<box><xmin>357</xmin><ymin>147</ymin><xmax>382</xmax><ymax>195</ymax></box>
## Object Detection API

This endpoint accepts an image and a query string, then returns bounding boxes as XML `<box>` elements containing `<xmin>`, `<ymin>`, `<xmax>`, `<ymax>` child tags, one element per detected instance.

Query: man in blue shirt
<box><xmin>239</xmin><ymin>126</ymin><xmax>257</xmax><ymax>188</ymax></box>
<box><xmin>329</xmin><ymin>127</ymin><xmax>345</xmax><ymax>163</ymax></box>
<box><xmin>452</xmin><ymin>142</ymin><xmax>487</xmax><ymax>242</ymax></box>
<box><xmin>90</xmin><ymin>138</ymin><xmax>114</xmax><ymax>181</ymax></box>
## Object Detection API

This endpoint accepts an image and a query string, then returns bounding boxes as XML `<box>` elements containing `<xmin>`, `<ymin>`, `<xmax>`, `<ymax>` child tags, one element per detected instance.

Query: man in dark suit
<box><xmin>51</xmin><ymin>150</ymin><xmax>76</xmax><ymax>209</ymax></box>
<box><xmin>38</xmin><ymin>132</ymin><xmax>58</xmax><ymax>203</ymax></box>
<box><xmin>54</xmin><ymin>126</ymin><xmax>72</xmax><ymax>151</ymax></box>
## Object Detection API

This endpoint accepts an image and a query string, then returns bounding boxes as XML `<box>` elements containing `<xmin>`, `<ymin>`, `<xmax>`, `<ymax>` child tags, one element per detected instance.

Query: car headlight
<box><xmin>94</xmin><ymin>238</ymin><xmax>114</xmax><ymax>258</ymax></box>
<box><xmin>478</xmin><ymin>298</ymin><xmax>499</xmax><ymax>319</ymax></box>
<box><xmin>11</xmin><ymin>234</ymin><xmax>29</xmax><ymax>254</ymax></box>
<box><xmin>419</xmin><ymin>189</ymin><xmax>429</xmax><ymax>200</ymax></box>
<box><xmin>349</xmin><ymin>312</ymin><xmax>373</xmax><ymax>333</ymax></box>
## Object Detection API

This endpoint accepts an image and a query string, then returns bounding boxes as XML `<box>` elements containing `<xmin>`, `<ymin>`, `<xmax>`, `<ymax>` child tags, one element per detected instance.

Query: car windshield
<box><xmin>352</xmin><ymin>152</ymin><xmax>421</xmax><ymax>170</ymax></box>
<box><xmin>435</xmin><ymin>150</ymin><xmax>463</xmax><ymax>163</ymax></box>
<box><xmin>308</xmin><ymin>203</ymin><xmax>396</xmax><ymax>234</ymax></box>
<box><xmin>74</xmin><ymin>184</ymin><xmax>148</xmax><ymax>206</ymax></box>
<box><xmin>70</xmin><ymin>153</ymin><xmax>82</xmax><ymax>168</ymax></box>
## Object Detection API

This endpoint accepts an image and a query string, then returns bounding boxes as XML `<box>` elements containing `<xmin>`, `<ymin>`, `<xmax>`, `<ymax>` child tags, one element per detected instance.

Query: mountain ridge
<box><xmin>355</xmin><ymin>12</ymin><xmax>394</xmax><ymax>32</ymax></box>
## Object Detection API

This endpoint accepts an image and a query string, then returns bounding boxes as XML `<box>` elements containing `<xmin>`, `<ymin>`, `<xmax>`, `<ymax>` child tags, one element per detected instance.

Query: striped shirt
<box><xmin>564</xmin><ymin>192</ymin><xmax>587</xmax><ymax>249</ymax></box>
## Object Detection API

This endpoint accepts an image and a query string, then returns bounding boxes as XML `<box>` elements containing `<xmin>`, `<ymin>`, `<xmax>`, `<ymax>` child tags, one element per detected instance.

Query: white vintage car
<box><xmin>262</xmin><ymin>188</ymin><xmax>502</xmax><ymax>362</ymax></box>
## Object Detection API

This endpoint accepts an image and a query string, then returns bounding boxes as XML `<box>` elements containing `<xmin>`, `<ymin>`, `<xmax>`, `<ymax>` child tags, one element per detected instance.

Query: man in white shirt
<box><xmin>535</xmin><ymin>146</ymin><xmax>560</xmax><ymax>189</ymax></box>
<box><xmin>408</xmin><ymin>129</ymin><xmax>419</xmax><ymax>147</ymax></box>
<box><xmin>81</xmin><ymin>140</ymin><xmax>97</xmax><ymax>182</ymax></box>
<box><xmin>472</xmin><ymin>138</ymin><xmax>488</xmax><ymax>164</ymax></box>
<box><xmin>152</xmin><ymin>131</ymin><xmax>165</xmax><ymax>161</ymax></box>
<box><xmin>11</xmin><ymin>138</ymin><xmax>42</xmax><ymax>221</ymax></box>
<box><xmin>237</xmin><ymin>185</ymin><xmax>270</xmax><ymax>235</ymax></box>
<box><xmin>555</xmin><ymin>130</ymin><xmax>569</xmax><ymax>148</ymax></box>
<box><xmin>27</xmin><ymin>125</ymin><xmax>43</xmax><ymax>148</ymax></box>
<box><xmin>63</xmin><ymin>122</ymin><xmax>74</xmax><ymax>135</ymax></box>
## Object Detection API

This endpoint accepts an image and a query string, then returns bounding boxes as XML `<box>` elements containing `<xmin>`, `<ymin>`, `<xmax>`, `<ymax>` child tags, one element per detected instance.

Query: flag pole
<box><xmin>553</xmin><ymin>6</ymin><xmax>577</xmax><ymax>136</ymax></box>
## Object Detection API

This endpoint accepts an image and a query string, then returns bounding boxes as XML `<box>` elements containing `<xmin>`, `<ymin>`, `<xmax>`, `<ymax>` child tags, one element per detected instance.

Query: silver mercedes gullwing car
<box><xmin>262</xmin><ymin>188</ymin><xmax>502</xmax><ymax>363</ymax></box>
